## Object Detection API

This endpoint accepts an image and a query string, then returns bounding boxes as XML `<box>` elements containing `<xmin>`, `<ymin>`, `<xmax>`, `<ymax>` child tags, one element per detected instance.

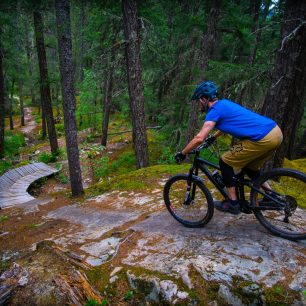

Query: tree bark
<box><xmin>79</xmin><ymin>0</ymin><xmax>85</xmax><ymax>83</ymax></box>
<box><xmin>25</xmin><ymin>18</ymin><xmax>36</xmax><ymax>107</ymax></box>
<box><xmin>55</xmin><ymin>0</ymin><xmax>84</xmax><ymax>196</ymax></box>
<box><xmin>18</xmin><ymin>81</ymin><xmax>25</xmax><ymax>126</ymax></box>
<box><xmin>247</xmin><ymin>0</ymin><xmax>262</xmax><ymax>66</ymax></box>
<box><xmin>0</xmin><ymin>35</ymin><xmax>5</xmax><ymax>159</ymax></box>
<box><xmin>122</xmin><ymin>0</ymin><xmax>149</xmax><ymax>168</ymax></box>
<box><xmin>101</xmin><ymin>23</ymin><xmax>120</xmax><ymax>147</ymax></box>
<box><xmin>186</xmin><ymin>0</ymin><xmax>220</xmax><ymax>144</ymax></box>
<box><xmin>296</xmin><ymin>128</ymin><xmax>306</xmax><ymax>157</ymax></box>
<box><xmin>261</xmin><ymin>0</ymin><xmax>306</xmax><ymax>168</ymax></box>
<box><xmin>237</xmin><ymin>0</ymin><xmax>271</xmax><ymax>104</ymax></box>
<box><xmin>199</xmin><ymin>0</ymin><xmax>220</xmax><ymax>70</ymax></box>
<box><xmin>9</xmin><ymin>80</ymin><xmax>14</xmax><ymax>130</ymax></box>
<box><xmin>40</xmin><ymin>88</ymin><xmax>47</xmax><ymax>139</ymax></box>
<box><xmin>33</xmin><ymin>10</ymin><xmax>59</xmax><ymax>154</ymax></box>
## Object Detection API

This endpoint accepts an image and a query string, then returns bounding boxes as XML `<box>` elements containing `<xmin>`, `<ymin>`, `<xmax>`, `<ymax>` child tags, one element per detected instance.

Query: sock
<box><xmin>229</xmin><ymin>199</ymin><xmax>239</xmax><ymax>206</ymax></box>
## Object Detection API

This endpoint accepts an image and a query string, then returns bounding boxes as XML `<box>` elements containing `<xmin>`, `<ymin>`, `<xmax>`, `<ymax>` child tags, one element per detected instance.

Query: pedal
<box><xmin>241</xmin><ymin>207</ymin><xmax>253</xmax><ymax>214</ymax></box>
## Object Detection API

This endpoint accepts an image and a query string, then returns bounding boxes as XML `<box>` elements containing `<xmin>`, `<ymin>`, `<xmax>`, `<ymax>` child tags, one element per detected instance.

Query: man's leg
<box><xmin>214</xmin><ymin>158</ymin><xmax>240</xmax><ymax>214</ymax></box>
<box><xmin>219</xmin><ymin>158</ymin><xmax>237</xmax><ymax>200</ymax></box>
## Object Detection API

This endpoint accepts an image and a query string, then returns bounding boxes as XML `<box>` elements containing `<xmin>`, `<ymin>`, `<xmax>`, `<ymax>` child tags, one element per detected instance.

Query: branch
<box><xmin>279</xmin><ymin>21</ymin><xmax>306</xmax><ymax>52</ymax></box>
<box><xmin>108</xmin><ymin>126</ymin><xmax>162</xmax><ymax>136</ymax></box>
<box><xmin>271</xmin><ymin>76</ymin><xmax>284</xmax><ymax>89</ymax></box>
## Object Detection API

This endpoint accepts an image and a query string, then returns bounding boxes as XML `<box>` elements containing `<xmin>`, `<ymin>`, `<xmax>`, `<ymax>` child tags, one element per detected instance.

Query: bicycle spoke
<box><xmin>164</xmin><ymin>175</ymin><xmax>214</xmax><ymax>227</ymax></box>
<box><xmin>169</xmin><ymin>181</ymin><xmax>208</xmax><ymax>222</ymax></box>
<box><xmin>252</xmin><ymin>169</ymin><xmax>306</xmax><ymax>239</ymax></box>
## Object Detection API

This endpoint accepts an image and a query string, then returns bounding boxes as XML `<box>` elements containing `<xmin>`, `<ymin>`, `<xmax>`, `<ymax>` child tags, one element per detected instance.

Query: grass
<box><xmin>56</xmin><ymin>172</ymin><xmax>69</xmax><ymax>184</ymax></box>
<box><xmin>85</xmin><ymin>300</ymin><xmax>108</xmax><ymax>306</ymax></box>
<box><xmin>37</xmin><ymin>149</ymin><xmax>65</xmax><ymax>164</ymax></box>
<box><xmin>0</xmin><ymin>130</ymin><xmax>26</xmax><ymax>175</ymax></box>
<box><xmin>284</xmin><ymin>158</ymin><xmax>306</xmax><ymax>172</ymax></box>
<box><xmin>38</xmin><ymin>152</ymin><xmax>57</xmax><ymax>164</ymax></box>
<box><xmin>4</xmin><ymin>130</ymin><xmax>25</xmax><ymax>156</ymax></box>
<box><xmin>87</xmin><ymin>164</ymin><xmax>190</xmax><ymax>196</ymax></box>
<box><xmin>0</xmin><ymin>215</ymin><xmax>9</xmax><ymax>222</ymax></box>
<box><xmin>0</xmin><ymin>159</ymin><xmax>12</xmax><ymax>175</ymax></box>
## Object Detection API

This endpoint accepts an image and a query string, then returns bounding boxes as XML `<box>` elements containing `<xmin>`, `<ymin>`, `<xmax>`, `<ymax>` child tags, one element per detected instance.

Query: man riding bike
<box><xmin>175</xmin><ymin>81</ymin><xmax>283</xmax><ymax>215</ymax></box>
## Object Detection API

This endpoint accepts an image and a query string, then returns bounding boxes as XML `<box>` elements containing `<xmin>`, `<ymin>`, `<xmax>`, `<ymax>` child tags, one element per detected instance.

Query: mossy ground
<box><xmin>86</xmin><ymin>164</ymin><xmax>190</xmax><ymax>197</ymax></box>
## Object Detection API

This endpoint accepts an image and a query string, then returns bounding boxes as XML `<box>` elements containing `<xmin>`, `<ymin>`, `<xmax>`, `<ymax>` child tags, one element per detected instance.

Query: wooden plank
<box><xmin>0</xmin><ymin>162</ymin><xmax>58</xmax><ymax>208</ymax></box>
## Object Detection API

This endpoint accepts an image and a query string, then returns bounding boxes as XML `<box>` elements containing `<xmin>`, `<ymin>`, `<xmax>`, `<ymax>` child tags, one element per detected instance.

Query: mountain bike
<box><xmin>163</xmin><ymin>135</ymin><xmax>306</xmax><ymax>240</ymax></box>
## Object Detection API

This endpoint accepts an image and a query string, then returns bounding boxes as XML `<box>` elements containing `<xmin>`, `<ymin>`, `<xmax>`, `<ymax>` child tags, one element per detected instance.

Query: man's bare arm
<box><xmin>182</xmin><ymin>121</ymin><xmax>216</xmax><ymax>155</ymax></box>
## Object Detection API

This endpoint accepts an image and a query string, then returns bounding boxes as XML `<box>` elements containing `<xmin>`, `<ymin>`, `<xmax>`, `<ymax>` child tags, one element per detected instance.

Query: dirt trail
<box><xmin>20</xmin><ymin>107</ymin><xmax>37</xmax><ymax>136</ymax></box>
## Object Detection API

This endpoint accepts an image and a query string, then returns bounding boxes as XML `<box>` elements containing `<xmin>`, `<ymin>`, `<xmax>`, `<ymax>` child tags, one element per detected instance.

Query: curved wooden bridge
<box><xmin>0</xmin><ymin>162</ymin><xmax>59</xmax><ymax>209</ymax></box>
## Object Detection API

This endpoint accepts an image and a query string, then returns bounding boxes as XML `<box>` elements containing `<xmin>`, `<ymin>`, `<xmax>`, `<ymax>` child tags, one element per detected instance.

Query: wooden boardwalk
<box><xmin>0</xmin><ymin>162</ymin><xmax>59</xmax><ymax>209</ymax></box>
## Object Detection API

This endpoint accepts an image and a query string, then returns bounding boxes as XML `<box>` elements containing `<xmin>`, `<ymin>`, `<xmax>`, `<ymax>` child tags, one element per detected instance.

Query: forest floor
<box><xmin>0</xmin><ymin>108</ymin><xmax>305</xmax><ymax>305</ymax></box>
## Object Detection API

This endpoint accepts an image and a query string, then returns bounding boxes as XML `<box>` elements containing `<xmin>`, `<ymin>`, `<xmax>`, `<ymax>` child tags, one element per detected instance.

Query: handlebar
<box><xmin>188</xmin><ymin>131</ymin><xmax>222</xmax><ymax>155</ymax></box>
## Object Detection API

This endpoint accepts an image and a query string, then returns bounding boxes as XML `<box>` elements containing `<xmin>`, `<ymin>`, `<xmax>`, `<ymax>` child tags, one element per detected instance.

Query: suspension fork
<box><xmin>187</xmin><ymin>166</ymin><xmax>199</xmax><ymax>200</ymax></box>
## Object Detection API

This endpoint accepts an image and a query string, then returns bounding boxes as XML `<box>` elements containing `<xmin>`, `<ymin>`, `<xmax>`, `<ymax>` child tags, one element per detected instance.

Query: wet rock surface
<box><xmin>0</xmin><ymin>185</ymin><xmax>305</xmax><ymax>305</ymax></box>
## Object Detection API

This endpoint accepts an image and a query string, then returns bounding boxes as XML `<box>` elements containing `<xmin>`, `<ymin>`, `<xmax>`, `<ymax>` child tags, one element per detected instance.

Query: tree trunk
<box><xmin>25</xmin><ymin>18</ymin><xmax>36</xmax><ymax>107</ymax></box>
<box><xmin>247</xmin><ymin>0</ymin><xmax>262</xmax><ymax>66</ymax></box>
<box><xmin>199</xmin><ymin>0</ymin><xmax>220</xmax><ymax>70</ymax></box>
<box><xmin>9</xmin><ymin>80</ymin><xmax>14</xmax><ymax>130</ymax></box>
<box><xmin>0</xmin><ymin>35</ymin><xmax>5</xmax><ymax>159</ymax></box>
<box><xmin>40</xmin><ymin>89</ymin><xmax>47</xmax><ymax>139</ymax></box>
<box><xmin>237</xmin><ymin>0</ymin><xmax>271</xmax><ymax>104</ymax></box>
<box><xmin>18</xmin><ymin>81</ymin><xmax>25</xmax><ymax>126</ymax></box>
<box><xmin>186</xmin><ymin>0</ymin><xmax>220</xmax><ymax>144</ymax></box>
<box><xmin>55</xmin><ymin>0</ymin><xmax>84</xmax><ymax>197</ymax></box>
<box><xmin>101</xmin><ymin>23</ymin><xmax>120</xmax><ymax>147</ymax></box>
<box><xmin>79</xmin><ymin>0</ymin><xmax>85</xmax><ymax>83</ymax></box>
<box><xmin>33</xmin><ymin>11</ymin><xmax>59</xmax><ymax>154</ymax></box>
<box><xmin>122</xmin><ymin>0</ymin><xmax>149</xmax><ymax>168</ymax></box>
<box><xmin>296</xmin><ymin>128</ymin><xmax>306</xmax><ymax>157</ymax></box>
<box><xmin>55</xmin><ymin>83</ymin><xmax>60</xmax><ymax>116</ymax></box>
<box><xmin>261</xmin><ymin>0</ymin><xmax>306</xmax><ymax>168</ymax></box>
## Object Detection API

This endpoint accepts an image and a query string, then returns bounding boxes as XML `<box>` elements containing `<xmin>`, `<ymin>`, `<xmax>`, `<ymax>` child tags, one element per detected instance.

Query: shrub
<box><xmin>56</xmin><ymin>172</ymin><xmax>69</xmax><ymax>184</ymax></box>
<box><xmin>157</xmin><ymin>146</ymin><xmax>176</xmax><ymax>164</ymax></box>
<box><xmin>55</xmin><ymin>123</ymin><xmax>65</xmax><ymax>136</ymax></box>
<box><xmin>0</xmin><ymin>160</ymin><xmax>12</xmax><ymax>175</ymax></box>
<box><xmin>4</xmin><ymin>131</ymin><xmax>25</xmax><ymax>156</ymax></box>
<box><xmin>38</xmin><ymin>152</ymin><xmax>57</xmax><ymax>164</ymax></box>
<box><xmin>93</xmin><ymin>156</ymin><xmax>110</xmax><ymax>179</ymax></box>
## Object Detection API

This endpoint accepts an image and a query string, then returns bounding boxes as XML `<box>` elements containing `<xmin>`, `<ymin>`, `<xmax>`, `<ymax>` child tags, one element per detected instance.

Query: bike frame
<box><xmin>188</xmin><ymin>151</ymin><xmax>286</xmax><ymax>209</ymax></box>
<box><xmin>188</xmin><ymin>151</ymin><xmax>228</xmax><ymax>198</ymax></box>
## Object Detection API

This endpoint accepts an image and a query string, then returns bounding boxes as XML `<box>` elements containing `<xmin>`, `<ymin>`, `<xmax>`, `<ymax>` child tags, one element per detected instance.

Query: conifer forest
<box><xmin>0</xmin><ymin>0</ymin><xmax>306</xmax><ymax>305</ymax></box>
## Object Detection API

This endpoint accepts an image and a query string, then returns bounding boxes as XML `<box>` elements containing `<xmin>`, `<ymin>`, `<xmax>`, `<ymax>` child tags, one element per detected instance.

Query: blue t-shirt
<box><xmin>205</xmin><ymin>99</ymin><xmax>276</xmax><ymax>141</ymax></box>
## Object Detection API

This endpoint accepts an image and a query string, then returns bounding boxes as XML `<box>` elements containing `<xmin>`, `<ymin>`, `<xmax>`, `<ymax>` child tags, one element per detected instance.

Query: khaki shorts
<box><xmin>221</xmin><ymin>125</ymin><xmax>283</xmax><ymax>171</ymax></box>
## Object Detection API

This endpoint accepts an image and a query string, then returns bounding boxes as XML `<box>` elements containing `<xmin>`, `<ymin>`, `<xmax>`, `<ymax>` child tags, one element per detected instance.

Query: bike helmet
<box><xmin>191</xmin><ymin>81</ymin><xmax>218</xmax><ymax>100</ymax></box>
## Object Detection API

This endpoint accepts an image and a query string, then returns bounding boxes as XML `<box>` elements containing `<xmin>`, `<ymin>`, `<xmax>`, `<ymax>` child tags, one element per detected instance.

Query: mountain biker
<box><xmin>175</xmin><ymin>81</ymin><xmax>283</xmax><ymax>215</ymax></box>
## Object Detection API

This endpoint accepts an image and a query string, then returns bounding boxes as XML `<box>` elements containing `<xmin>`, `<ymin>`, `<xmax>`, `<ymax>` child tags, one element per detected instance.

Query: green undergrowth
<box><xmin>284</xmin><ymin>158</ymin><xmax>306</xmax><ymax>172</ymax></box>
<box><xmin>264</xmin><ymin>284</ymin><xmax>299</xmax><ymax>306</ymax></box>
<box><xmin>85</xmin><ymin>265</ymin><xmax>191</xmax><ymax>305</ymax></box>
<box><xmin>0</xmin><ymin>159</ymin><xmax>12</xmax><ymax>175</ymax></box>
<box><xmin>0</xmin><ymin>130</ymin><xmax>26</xmax><ymax>175</ymax></box>
<box><xmin>3</xmin><ymin>130</ymin><xmax>25</xmax><ymax>156</ymax></box>
<box><xmin>91</xmin><ymin>148</ymin><xmax>136</xmax><ymax>180</ymax></box>
<box><xmin>87</xmin><ymin>164</ymin><xmax>190</xmax><ymax>196</ymax></box>
<box><xmin>21</xmin><ymin>142</ymin><xmax>47</xmax><ymax>155</ymax></box>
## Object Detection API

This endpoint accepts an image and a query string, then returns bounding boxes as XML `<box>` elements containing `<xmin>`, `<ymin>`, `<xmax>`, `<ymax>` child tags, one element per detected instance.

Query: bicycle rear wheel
<box><xmin>251</xmin><ymin>168</ymin><xmax>306</xmax><ymax>240</ymax></box>
<box><xmin>163</xmin><ymin>174</ymin><xmax>214</xmax><ymax>228</ymax></box>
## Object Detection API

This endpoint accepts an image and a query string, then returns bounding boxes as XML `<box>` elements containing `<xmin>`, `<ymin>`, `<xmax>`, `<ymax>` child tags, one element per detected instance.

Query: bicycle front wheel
<box><xmin>163</xmin><ymin>174</ymin><xmax>214</xmax><ymax>228</ymax></box>
<box><xmin>251</xmin><ymin>168</ymin><xmax>306</xmax><ymax>240</ymax></box>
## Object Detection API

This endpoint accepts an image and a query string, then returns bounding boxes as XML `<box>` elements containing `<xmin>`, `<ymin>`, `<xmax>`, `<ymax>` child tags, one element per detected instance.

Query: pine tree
<box><xmin>55</xmin><ymin>0</ymin><xmax>84</xmax><ymax>196</ymax></box>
